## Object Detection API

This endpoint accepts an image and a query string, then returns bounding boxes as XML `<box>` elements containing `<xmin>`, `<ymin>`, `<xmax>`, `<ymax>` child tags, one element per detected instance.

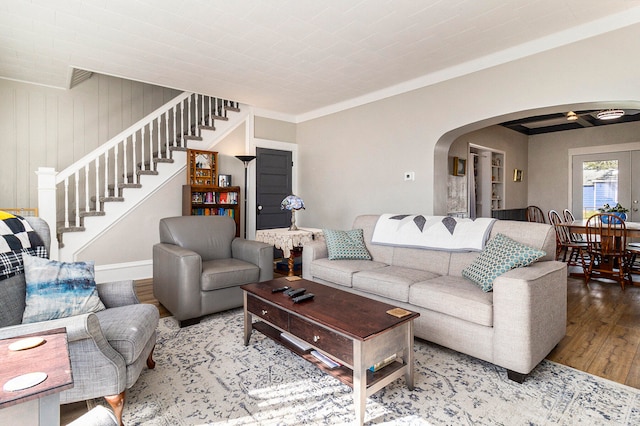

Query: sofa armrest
<box><xmin>231</xmin><ymin>239</ymin><xmax>274</xmax><ymax>282</ymax></box>
<box><xmin>492</xmin><ymin>260</ymin><xmax>567</xmax><ymax>374</ymax></box>
<box><xmin>152</xmin><ymin>242</ymin><xmax>203</xmax><ymax>321</ymax></box>
<box><xmin>302</xmin><ymin>240</ymin><xmax>328</xmax><ymax>280</ymax></box>
<box><xmin>97</xmin><ymin>280</ymin><xmax>139</xmax><ymax>308</ymax></box>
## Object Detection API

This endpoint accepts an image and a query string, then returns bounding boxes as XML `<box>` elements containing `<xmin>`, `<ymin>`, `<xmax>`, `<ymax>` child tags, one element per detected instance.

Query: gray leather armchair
<box><xmin>153</xmin><ymin>215</ymin><xmax>273</xmax><ymax>327</ymax></box>
<box><xmin>0</xmin><ymin>217</ymin><xmax>159</xmax><ymax>426</ymax></box>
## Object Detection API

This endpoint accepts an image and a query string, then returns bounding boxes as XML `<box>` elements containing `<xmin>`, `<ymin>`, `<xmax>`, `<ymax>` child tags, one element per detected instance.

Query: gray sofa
<box><xmin>153</xmin><ymin>216</ymin><xmax>274</xmax><ymax>327</ymax></box>
<box><xmin>302</xmin><ymin>215</ymin><xmax>567</xmax><ymax>382</ymax></box>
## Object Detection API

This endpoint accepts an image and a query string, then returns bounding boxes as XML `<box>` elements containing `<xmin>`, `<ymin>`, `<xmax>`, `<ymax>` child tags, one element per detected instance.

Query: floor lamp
<box><xmin>235</xmin><ymin>155</ymin><xmax>256</xmax><ymax>239</ymax></box>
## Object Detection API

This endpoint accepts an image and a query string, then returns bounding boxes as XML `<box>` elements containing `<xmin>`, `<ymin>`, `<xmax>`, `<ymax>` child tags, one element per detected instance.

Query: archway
<box><xmin>432</xmin><ymin>101</ymin><xmax>640</xmax><ymax>216</ymax></box>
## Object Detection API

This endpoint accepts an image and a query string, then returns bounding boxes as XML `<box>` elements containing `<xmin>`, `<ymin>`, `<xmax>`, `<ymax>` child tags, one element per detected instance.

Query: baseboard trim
<box><xmin>94</xmin><ymin>259</ymin><xmax>152</xmax><ymax>283</ymax></box>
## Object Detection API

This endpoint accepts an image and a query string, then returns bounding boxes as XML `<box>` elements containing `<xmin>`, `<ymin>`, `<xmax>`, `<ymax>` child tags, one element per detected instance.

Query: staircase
<box><xmin>37</xmin><ymin>92</ymin><xmax>247</xmax><ymax>261</ymax></box>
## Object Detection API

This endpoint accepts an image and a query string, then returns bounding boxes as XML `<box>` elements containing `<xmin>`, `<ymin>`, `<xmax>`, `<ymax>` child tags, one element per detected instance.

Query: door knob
<box><xmin>257</xmin><ymin>204</ymin><xmax>263</xmax><ymax>215</ymax></box>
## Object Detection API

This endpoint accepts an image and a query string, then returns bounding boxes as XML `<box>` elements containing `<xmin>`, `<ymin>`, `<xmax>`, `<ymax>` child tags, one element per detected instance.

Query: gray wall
<box><xmin>0</xmin><ymin>75</ymin><xmax>180</xmax><ymax>209</ymax></box>
<box><xmin>255</xmin><ymin>116</ymin><xmax>296</xmax><ymax>143</ymax></box>
<box><xmin>296</xmin><ymin>22</ymin><xmax>640</xmax><ymax>230</ymax></box>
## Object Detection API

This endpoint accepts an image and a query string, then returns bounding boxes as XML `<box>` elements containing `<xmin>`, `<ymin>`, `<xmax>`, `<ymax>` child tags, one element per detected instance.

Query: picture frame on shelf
<box><xmin>453</xmin><ymin>157</ymin><xmax>466</xmax><ymax>176</ymax></box>
<box><xmin>218</xmin><ymin>174</ymin><xmax>232</xmax><ymax>187</ymax></box>
<box><xmin>513</xmin><ymin>169</ymin><xmax>523</xmax><ymax>182</ymax></box>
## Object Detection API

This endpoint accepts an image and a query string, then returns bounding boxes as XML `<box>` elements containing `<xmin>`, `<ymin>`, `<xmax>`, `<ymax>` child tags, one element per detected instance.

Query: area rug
<box><xmin>112</xmin><ymin>309</ymin><xmax>640</xmax><ymax>425</ymax></box>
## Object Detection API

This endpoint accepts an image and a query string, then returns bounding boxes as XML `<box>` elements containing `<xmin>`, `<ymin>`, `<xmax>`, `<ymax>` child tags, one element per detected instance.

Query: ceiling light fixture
<box><xmin>566</xmin><ymin>111</ymin><xmax>578</xmax><ymax>121</ymax></box>
<box><xmin>596</xmin><ymin>109</ymin><xmax>625</xmax><ymax>120</ymax></box>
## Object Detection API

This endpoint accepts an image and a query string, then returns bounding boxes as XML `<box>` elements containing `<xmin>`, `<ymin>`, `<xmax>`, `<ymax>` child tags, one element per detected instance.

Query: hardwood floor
<box><xmin>547</xmin><ymin>275</ymin><xmax>640</xmax><ymax>388</ymax></box>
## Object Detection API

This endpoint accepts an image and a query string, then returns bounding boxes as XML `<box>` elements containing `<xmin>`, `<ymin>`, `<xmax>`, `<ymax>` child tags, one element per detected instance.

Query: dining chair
<box><xmin>584</xmin><ymin>213</ymin><xmax>631</xmax><ymax>289</ymax></box>
<box><xmin>627</xmin><ymin>242</ymin><xmax>640</xmax><ymax>285</ymax></box>
<box><xmin>548</xmin><ymin>210</ymin><xmax>588</xmax><ymax>281</ymax></box>
<box><xmin>563</xmin><ymin>208</ymin><xmax>585</xmax><ymax>242</ymax></box>
<box><xmin>526</xmin><ymin>205</ymin><xmax>546</xmax><ymax>223</ymax></box>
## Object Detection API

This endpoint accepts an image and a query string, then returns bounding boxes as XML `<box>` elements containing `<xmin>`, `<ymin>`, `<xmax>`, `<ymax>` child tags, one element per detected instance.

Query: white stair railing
<box><xmin>43</xmin><ymin>92</ymin><xmax>238</xmax><ymax>234</ymax></box>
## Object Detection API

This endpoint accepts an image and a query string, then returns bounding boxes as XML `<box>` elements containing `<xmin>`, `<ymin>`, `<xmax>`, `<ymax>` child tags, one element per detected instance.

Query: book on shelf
<box><xmin>310</xmin><ymin>350</ymin><xmax>341</xmax><ymax>369</ymax></box>
<box><xmin>218</xmin><ymin>192</ymin><xmax>229</xmax><ymax>204</ymax></box>
<box><xmin>369</xmin><ymin>354</ymin><xmax>397</xmax><ymax>372</ymax></box>
<box><xmin>280</xmin><ymin>333</ymin><xmax>313</xmax><ymax>352</ymax></box>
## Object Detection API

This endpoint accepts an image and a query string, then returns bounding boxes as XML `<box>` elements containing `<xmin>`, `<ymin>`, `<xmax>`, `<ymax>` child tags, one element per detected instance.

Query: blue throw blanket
<box><xmin>0</xmin><ymin>211</ymin><xmax>48</xmax><ymax>280</ymax></box>
<box><xmin>371</xmin><ymin>214</ymin><xmax>496</xmax><ymax>251</ymax></box>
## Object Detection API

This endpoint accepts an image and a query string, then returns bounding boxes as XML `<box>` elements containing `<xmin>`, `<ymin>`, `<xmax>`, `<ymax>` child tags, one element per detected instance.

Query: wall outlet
<box><xmin>404</xmin><ymin>171</ymin><xmax>415</xmax><ymax>181</ymax></box>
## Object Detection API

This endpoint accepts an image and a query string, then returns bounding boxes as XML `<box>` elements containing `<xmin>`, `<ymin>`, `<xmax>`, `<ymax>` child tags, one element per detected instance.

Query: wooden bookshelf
<box><xmin>182</xmin><ymin>185</ymin><xmax>241</xmax><ymax>237</ymax></box>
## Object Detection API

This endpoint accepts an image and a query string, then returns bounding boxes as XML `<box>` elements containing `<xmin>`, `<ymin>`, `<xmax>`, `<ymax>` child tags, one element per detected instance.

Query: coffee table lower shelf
<box><xmin>251</xmin><ymin>321</ymin><xmax>406</xmax><ymax>390</ymax></box>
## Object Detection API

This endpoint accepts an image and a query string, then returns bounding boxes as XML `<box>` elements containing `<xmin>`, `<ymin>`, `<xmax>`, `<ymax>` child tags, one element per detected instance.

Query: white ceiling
<box><xmin>3</xmin><ymin>0</ymin><xmax>640</xmax><ymax>121</ymax></box>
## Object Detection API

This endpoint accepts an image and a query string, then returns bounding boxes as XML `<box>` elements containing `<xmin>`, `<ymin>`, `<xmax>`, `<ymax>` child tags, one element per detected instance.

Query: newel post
<box><xmin>36</xmin><ymin>167</ymin><xmax>58</xmax><ymax>260</ymax></box>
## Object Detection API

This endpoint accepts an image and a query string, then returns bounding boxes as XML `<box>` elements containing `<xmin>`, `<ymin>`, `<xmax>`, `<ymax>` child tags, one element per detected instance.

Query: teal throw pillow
<box><xmin>323</xmin><ymin>229</ymin><xmax>372</xmax><ymax>260</ymax></box>
<box><xmin>462</xmin><ymin>233</ymin><xmax>546</xmax><ymax>292</ymax></box>
<box><xmin>21</xmin><ymin>253</ymin><xmax>106</xmax><ymax>324</ymax></box>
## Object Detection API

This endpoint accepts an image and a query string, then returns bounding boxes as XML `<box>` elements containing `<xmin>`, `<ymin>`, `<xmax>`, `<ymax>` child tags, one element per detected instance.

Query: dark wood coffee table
<box><xmin>241</xmin><ymin>277</ymin><xmax>419</xmax><ymax>425</ymax></box>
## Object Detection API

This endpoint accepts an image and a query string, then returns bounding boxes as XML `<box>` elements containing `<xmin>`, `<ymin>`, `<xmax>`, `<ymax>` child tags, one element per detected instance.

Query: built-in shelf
<box><xmin>470</xmin><ymin>145</ymin><xmax>505</xmax><ymax>217</ymax></box>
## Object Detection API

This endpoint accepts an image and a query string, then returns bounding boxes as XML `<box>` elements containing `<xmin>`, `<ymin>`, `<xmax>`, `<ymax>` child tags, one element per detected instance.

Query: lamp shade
<box><xmin>281</xmin><ymin>195</ymin><xmax>305</xmax><ymax>211</ymax></box>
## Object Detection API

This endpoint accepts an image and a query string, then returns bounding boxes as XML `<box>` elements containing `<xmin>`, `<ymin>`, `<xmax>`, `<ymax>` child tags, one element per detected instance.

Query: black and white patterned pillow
<box><xmin>0</xmin><ymin>212</ymin><xmax>48</xmax><ymax>281</ymax></box>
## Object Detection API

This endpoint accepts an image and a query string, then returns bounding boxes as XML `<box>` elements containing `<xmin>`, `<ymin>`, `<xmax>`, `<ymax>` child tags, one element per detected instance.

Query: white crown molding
<box><xmin>252</xmin><ymin>108</ymin><xmax>298</xmax><ymax>123</ymax></box>
<box><xmin>295</xmin><ymin>7</ymin><xmax>640</xmax><ymax>123</ymax></box>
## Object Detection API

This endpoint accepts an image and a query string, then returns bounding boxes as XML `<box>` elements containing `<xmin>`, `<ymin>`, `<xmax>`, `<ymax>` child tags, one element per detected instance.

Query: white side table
<box><xmin>255</xmin><ymin>227</ymin><xmax>324</xmax><ymax>276</ymax></box>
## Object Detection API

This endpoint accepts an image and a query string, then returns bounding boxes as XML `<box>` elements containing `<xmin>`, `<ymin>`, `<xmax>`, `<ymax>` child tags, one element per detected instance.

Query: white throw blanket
<box><xmin>371</xmin><ymin>214</ymin><xmax>496</xmax><ymax>251</ymax></box>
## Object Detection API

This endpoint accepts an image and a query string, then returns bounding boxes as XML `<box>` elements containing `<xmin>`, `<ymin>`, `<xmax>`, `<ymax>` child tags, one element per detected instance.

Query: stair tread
<box><xmin>58</xmin><ymin>226</ymin><xmax>86</xmax><ymax>233</ymax></box>
<box><xmin>79</xmin><ymin>211</ymin><xmax>105</xmax><ymax>217</ymax></box>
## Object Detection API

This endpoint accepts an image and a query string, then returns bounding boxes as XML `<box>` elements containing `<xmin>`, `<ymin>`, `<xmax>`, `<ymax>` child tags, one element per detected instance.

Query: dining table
<box><xmin>559</xmin><ymin>219</ymin><xmax>640</xmax><ymax>239</ymax></box>
<box><xmin>558</xmin><ymin>219</ymin><xmax>640</xmax><ymax>286</ymax></box>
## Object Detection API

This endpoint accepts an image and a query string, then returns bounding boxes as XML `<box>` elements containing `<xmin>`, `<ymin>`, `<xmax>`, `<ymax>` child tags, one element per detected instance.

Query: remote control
<box><xmin>285</xmin><ymin>288</ymin><xmax>306</xmax><ymax>298</ymax></box>
<box><xmin>293</xmin><ymin>293</ymin><xmax>315</xmax><ymax>303</ymax></box>
<box><xmin>271</xmin><ymin>286</ymin><xmax>290</xmax><ymax>293</ymax></box>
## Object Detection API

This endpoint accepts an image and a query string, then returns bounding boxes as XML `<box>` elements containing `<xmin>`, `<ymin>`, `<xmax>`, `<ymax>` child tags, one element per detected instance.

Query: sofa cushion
<box><xmin>95</xmin><ymin>304</ymin><xmax>159</xmax><ymax>364</ymax></box>
<box><xmin>462</xmin><ymin>233</ymin><xmax>546</xmax><ymax>292</ymax></box>
<box><xmin>309</xmin><ymin>258</ymin><xmax>387</xmax><ymax>287</ymax></box>
<box><xmin>353</xmin><ymin>266</ymin><xmax>440</xmax><ymax>303</ymax></box>
<box><xmin>324</xmin><ymin>229</ymin><xmax>372</xmax><ymax>260</ymax></box>
<box><xmin>201</xmin><ymin>258</ymin><xmax>259</xmax><ymax>291</ymax></box>
<box><xmin>409</xmin><ymin>276</ymin><xmax>494</xmax><ymax>327</ymax></box>
<box><xmin>21</xmin><ymin>254</ymin><xmax>106</xmax><ymax>324</ymax></box>
<box><xmin>391</xmin><ymin>246</ymin><xmax>451</xmax><ymax>275</ymax></box>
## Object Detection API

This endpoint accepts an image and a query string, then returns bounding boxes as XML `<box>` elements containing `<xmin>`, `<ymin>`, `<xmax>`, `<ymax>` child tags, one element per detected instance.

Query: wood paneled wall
<box><xmin>0</xmin><ymin>75</ymin><xmax>180</xmax><ymax>209</ymax></box>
